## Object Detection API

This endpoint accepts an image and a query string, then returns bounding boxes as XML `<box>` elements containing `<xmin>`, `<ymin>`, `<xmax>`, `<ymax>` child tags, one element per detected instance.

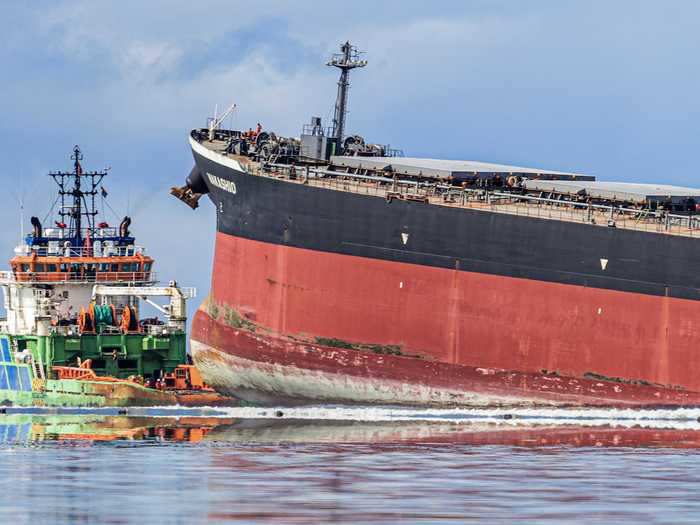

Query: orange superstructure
<box><xmin>10</xmin><ymin>252</ymin><xmax>154</xmax><ymax>283</ymax></box>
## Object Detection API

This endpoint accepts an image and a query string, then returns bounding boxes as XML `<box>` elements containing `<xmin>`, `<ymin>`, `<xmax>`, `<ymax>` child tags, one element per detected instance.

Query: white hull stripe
<box><xmin>189</xmin><ymin>135</ymin><xmax>245</xmax><ymax>173</ymax></box>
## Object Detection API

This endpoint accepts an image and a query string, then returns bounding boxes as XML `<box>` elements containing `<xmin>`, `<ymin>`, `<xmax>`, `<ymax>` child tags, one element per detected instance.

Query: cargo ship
<box><xmin>173</xmin><ymin>42</ymin><xmax>700</xmax><ymax>407</ymax></box>
<box><xmin>0</xmin><ymin>146</ymin><xmax>231</xmax><ymax>407</ymax></box>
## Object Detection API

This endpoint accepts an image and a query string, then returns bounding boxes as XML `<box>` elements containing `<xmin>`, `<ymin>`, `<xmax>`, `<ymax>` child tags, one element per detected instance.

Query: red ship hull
<box><xmin>190</xmin><ymin>233</ymin><xmax>700</xmax><ymax>407</ymax></box>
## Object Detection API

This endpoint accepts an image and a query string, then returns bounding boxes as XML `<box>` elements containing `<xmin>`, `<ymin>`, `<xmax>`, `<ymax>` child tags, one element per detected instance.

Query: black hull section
<box><xmin>193</xmin><ymin>149</ymin><xmax>700</xmax><ymax>301</ymax></box>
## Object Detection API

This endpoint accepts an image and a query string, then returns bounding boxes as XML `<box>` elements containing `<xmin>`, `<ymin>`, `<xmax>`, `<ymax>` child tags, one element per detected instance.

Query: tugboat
<box><xmin>0</xmin><ymin>146</ymin><xmax>230</xmax><ymax>407</ymax></box>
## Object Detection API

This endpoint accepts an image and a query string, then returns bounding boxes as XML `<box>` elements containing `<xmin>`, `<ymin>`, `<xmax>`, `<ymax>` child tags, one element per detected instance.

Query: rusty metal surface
<box><xmin>192</xmin><ymin>307</ymin><xmax>700</xmax><ymax>408</ymax></box>
<box><xmin>198</xmin><ymin>232</ymin><xmax>700</xmax><ymax>404</ymax></box>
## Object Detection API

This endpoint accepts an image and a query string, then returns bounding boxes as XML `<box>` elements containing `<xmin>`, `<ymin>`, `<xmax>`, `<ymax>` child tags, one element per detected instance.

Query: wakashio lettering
<box><xmin>207</xmin><ymin>173</ymin><xmax>237</xmax><ymax>194</ymax></box>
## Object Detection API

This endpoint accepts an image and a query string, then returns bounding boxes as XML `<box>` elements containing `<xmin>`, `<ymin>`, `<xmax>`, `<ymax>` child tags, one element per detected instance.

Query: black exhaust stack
<box><xmin>119</xmin><ymin>216</ymin><xmax>132</xmax><ymax>237</ymax></box>
<box><xmin>30</xmin><ymin>216</ymin><xmax>42</xmax><ymax>238</ymax></box>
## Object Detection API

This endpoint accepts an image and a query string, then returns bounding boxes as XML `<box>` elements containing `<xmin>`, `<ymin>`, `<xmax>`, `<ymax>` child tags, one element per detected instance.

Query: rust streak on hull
<box><xmin>189</xmin><ymin>232</ymin><xmax>700</xmax><ymax>407</ymax></box>
<box><xmin>192</xmin><ymin>308</ymin><xmax>700</xmax><ymax>408</ymax></box>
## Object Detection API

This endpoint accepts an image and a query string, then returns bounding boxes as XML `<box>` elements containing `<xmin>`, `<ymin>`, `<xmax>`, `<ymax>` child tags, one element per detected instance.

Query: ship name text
<box><xmin>207</xmin><ymin>173</ymin><xmax>237</xmax><ymax>194</ymax></box>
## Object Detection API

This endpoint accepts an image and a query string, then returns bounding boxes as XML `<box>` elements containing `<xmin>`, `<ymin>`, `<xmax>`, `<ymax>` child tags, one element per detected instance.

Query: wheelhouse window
<box><xmin>6</xmin><ymin>366</ymin><xmax>19</xmax><ymax>390</ymax></box>
<box><xmin>0</xmin><ymin>340</ymin><xmax>10</xmax><ymax>362</ymax></box>
<box><xmin>18</xmin><ymin>367</ymin><xmax>31</xmax><ymax>392</ymax></box>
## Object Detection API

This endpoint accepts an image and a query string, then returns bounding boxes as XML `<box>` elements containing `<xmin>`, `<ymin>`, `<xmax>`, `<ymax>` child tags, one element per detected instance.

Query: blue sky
<box><xmin>1</xmin><ymin>1</ymin><xmax>699</xmax><ymax>321</ymax></box>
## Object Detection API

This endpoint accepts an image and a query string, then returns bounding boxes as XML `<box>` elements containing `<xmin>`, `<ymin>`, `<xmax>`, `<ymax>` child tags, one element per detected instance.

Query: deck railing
<box><xmin>254</xmin><ymin>163</ymin><xmax>699</xmax><ymax>238</ymax></box>
<box><xmin>0</xmin><ymin>271</ymin><xmax>157</xmax><ymax>285</ymax></box>
<box><xmin>17</xmin><ymin>245</ymin><xmax>147</xmax><ymax>258</ymax></box>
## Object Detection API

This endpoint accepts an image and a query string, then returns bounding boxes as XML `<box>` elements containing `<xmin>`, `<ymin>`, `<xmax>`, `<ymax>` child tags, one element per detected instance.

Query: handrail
<box><xmin>16</xmin><ymin>246</ymin><xmax>148</xmax><ymax>258</ymax></box>
<box><xmin>0</xmin><ymin>271</ymin><xmax>157</xmax><ymax>284</ymax></box>
<box><xmin>255</xmin><ymin>163</ymin><xmax>699</xmax><ymax>238</ymax></box>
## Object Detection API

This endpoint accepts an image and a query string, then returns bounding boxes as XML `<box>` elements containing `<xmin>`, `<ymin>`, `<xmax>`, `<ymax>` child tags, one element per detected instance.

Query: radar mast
<box><xmin>327</xmin><ymin>41</ymin><xmax>367</xmax><ymax>154</ymax></box>
<box><xmin>49</xmin><ymin>146</ymin><xmax>106</xmax><ymax>245</ymax></box>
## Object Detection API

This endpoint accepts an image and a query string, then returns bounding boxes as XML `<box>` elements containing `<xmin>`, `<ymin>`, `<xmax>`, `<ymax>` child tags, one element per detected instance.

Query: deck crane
<box><xmin>208</xmin><ymin>102</ymin><xmax>237</xmax><ymax>141</ymax></box>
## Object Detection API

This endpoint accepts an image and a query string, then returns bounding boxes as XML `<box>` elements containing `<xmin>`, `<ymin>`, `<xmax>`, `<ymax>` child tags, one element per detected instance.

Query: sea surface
<box><xmin>1</xmin><ymin>406</ymin><xmax>700</xmax><ymax>524</ymax></box>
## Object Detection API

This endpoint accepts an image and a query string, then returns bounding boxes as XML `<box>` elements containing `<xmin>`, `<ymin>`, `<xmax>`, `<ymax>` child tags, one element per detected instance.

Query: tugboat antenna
<box><xmin>18</xmin><ymin>194</ymin><xmax>24</xmax><ymax>244</ymax></box>
<box><xmin>327</xmin><ymin>41</ymin><xmax>366</xmax><ymax>154</ymax></box>
<box><xmin>49</xmin><ymin>146</ymin><xmax>107</xmax><ymax>246</ymax></box>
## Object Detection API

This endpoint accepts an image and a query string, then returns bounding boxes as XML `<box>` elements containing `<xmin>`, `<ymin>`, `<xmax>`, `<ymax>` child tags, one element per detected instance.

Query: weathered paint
<box><xmin>191</xmin><ymin>340</ymin><xmax>536</xmax><ymax>407</ymax></box>
<box><xmin>194</xmin><ymin>232</ymin><xmax>700</xmax><ymax>406</ymax></box>
<box><xmin>192</xmin><ymin>306</ymin><xmax>700</xmax><ymax>408</ymax></box>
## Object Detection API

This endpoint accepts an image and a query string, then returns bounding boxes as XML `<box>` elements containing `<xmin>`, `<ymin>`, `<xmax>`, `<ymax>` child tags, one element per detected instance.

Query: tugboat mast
<box><xmin>49</xmin><ymin>146</ymin><xmax>106</xmax><ymax>245</ymax></box>
<box><xmin>327</xmin><ymin>41</ymin><xmax>366</xmax><ymax>154</ymax></box>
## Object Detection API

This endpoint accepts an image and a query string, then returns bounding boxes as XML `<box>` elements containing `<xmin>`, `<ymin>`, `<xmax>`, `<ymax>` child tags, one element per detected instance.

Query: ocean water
<box><xmin>1</xmin><ymin>407</ymin><xmax>700</xmax><ymax>524</ymax></box>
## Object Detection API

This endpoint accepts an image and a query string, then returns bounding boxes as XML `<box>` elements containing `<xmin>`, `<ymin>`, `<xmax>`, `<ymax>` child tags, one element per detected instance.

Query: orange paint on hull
<box><xmin>201</xmin><ymin>232</ymin><xmax>700</xmax><ymax>402</ymax></box>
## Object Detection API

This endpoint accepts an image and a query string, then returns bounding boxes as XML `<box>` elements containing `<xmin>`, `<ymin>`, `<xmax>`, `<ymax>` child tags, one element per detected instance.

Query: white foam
<box><xmin>139</xmin><ymin>405</ymin><xmax>700</xmax><ymax>431</ymax></box>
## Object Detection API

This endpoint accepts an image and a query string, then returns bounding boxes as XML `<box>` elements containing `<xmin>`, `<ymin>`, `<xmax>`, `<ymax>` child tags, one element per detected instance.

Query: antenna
<box><xmin>19</xmin><ymin>193</ymin><xmax>24</xmax><ymax>243</ymax></box>
<box><xmin>327</xmin><ymin>41</ymin><xmax>367</xmax><ymax>153</ymax></box>
<box><xmin>49</xmin><ymin>146</ymin><xmax>107</xmax><ymax>246</ymax></box>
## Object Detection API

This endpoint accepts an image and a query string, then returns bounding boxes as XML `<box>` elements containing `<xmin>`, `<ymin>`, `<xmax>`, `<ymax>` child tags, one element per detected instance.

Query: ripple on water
<box><xmin>0</xmin><ymin>413</ymin><xmax>699</xmax><ymax>523</ymax></box>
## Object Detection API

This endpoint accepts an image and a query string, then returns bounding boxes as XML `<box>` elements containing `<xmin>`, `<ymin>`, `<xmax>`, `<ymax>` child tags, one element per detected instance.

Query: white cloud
<box><xmin>24</xmin><ymin>2</ymin><xmax>535</xmax><ymax>142</ymax></box>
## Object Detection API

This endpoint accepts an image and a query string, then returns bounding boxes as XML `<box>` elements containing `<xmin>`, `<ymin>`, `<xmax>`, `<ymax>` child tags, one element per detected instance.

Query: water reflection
<box><xmin>2</xmin><ymin>414</ymin><xmax>700</xmax><ymax>524</ymax></box>
<box><xmin>0</xmin><ymin>414</ymin><xmax>233</xmax><ymax>444</ymax></box>
<box><xmin>1</xmin><ymin>413</ymin><xmax>700</xmax><ymax>448</ymax></box>
<box><xmin>205</xmin><ymin>418</ymin><xmax>700</xmax><ymax>448</ymax></box>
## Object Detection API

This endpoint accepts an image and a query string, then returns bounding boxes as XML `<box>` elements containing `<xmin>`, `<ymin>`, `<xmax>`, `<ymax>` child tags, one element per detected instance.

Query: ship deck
<box><xmin>201</xmin><ymin>138</ymin><xmax>700</xmax><ymax>239</ymax></box>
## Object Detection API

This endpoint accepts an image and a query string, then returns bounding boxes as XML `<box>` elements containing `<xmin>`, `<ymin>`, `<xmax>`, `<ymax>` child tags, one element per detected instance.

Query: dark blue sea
<box><xmin>1</xmin><ymin>406</ymin><xmax>699</xmax><ymax>524</ymax></box>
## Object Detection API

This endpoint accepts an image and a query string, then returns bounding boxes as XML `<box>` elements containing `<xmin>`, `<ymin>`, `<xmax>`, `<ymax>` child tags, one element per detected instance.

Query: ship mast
<box><xmin>49</xmin><ymin>146</ymin><xmax>106</xmax><ymax>245</ymax></box>
<box><xmin>327</xmin><ymin>41</ymin><xmax>367</xmax><ymax>154</ymax></box>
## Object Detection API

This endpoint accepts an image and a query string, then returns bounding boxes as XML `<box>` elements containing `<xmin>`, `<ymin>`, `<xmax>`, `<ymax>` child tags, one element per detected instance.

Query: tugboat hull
<box><xmin>0</xmin><ymin>377</ymin><xmax>234</xmax><ymax>408</ymax></box>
